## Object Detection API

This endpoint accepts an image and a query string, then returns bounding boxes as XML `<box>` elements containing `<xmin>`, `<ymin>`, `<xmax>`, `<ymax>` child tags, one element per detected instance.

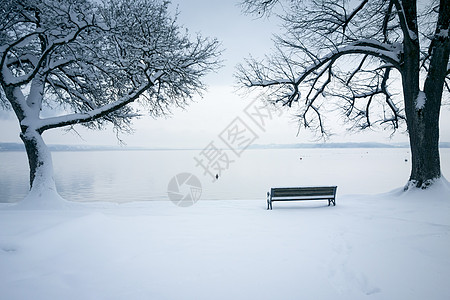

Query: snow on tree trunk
<box><xmin>19</xmin><ymin>127</ymin><xmax>65</xmax><ymax>208</ymax></box>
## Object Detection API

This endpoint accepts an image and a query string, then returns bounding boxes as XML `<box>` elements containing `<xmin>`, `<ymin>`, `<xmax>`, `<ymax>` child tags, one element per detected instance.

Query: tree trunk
<box><xmin>20</xmin><ymin>127</ymin><xmax>58</xmax><ymax>196</ymax></box>
<box><xmin>401</xmin><ymin>37</ymin><xmax>441</xmax><ymax>189</ymax></box>
<box><xmin>405</xmin><ymin>92</ymin><xmax>442</xmax><ymax>189</ymax></box>
<box><xmin>399</xmin><ymin>0</ymin><xmax>440</xmax><ymax>189</ymax></box>
<box><xmin>400</xmin><ymin>0</ymin><xmax>449</xmax><ymax>189</ymax></box>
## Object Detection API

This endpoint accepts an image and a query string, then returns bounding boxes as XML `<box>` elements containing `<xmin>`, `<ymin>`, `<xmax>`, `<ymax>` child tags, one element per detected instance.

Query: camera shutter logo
<box><xmin>167</xmin><ymin>173</ymin><xmax>202</xmax><ymax>207</ymax></box>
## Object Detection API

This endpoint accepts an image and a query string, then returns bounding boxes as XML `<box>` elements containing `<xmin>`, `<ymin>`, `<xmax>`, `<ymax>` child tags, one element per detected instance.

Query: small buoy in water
<box><xmin>215</xmin><ymin>174</ymin><xmax>219</xmax><ymax>180</ymax></box>
<box><xmin>299</xmin><ymin>157</ymin><xmax>303</xmax><ymax>160</ymax></box>
<box><xmin>405</xmin><ymin>159</ymin><xmax>408</xmax><ymax>162</ymax></box>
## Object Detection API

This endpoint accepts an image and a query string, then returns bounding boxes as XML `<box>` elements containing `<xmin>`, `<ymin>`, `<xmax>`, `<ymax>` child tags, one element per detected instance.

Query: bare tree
<box><xmin>0</xmin><ymin>0</ymin><xmax>221</xmax><ymax>201</ymax></box>
<box><xmin>237</xmin><ymin>0</ymin><xmax>449</xmax><ymax>190</ymax></box>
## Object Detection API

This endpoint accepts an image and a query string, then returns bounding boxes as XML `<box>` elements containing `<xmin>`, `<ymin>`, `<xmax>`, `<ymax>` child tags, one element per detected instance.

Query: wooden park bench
<box><xmin>267</xmin><ymin>186</ymin><xmax>337</xmax><ymax>210</ymax></box>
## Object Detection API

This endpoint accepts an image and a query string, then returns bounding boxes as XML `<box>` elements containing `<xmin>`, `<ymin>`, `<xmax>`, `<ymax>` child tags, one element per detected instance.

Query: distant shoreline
<box><xmin>1</xmin><ymin>142</ymin><xmax>450</xmax><ymax>152</ymax></box>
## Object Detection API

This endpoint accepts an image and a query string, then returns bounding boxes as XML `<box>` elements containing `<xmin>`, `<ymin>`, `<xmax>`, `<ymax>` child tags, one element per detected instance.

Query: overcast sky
<box><xmin>1</xmin><ymin>0</ymin><xmax>449</xmax><ymax>148</ymax></box>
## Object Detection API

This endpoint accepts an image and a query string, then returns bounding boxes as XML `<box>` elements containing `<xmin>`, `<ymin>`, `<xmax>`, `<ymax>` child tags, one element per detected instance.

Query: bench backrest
<box><xmin>271</xmin><ymin>186</ymin><xmax>337</xmax><ymax>198</ymax></box>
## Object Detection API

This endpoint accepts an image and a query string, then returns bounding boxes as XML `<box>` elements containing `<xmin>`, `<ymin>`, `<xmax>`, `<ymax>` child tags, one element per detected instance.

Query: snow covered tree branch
<box><xmin>237</xmin><ymin>0</ymin><xmax>449</xmax><ymax>189</ymax></box>
<box><xmin>0</xmin><ymin>0</ymin><xmax>222</xmax><ymax>200</ymax></box>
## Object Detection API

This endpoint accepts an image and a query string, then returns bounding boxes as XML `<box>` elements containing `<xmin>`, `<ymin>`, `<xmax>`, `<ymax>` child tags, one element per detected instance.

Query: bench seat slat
<box><xmin>272</xmin><ymin>190</ymin><xmax>335</xmax><ymax>197</ymax></box>
<box><xmin>271</xmin><ymin>195</ymin><xmax>335</xmax><ymax>201</ymax></box>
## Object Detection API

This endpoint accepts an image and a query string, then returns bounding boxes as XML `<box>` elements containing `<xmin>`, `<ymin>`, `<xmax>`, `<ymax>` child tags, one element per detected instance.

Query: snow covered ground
<box><xmin>1</xmin><ymin>180</ymin><xmax>450</xmax><ymax>300</ymax></box>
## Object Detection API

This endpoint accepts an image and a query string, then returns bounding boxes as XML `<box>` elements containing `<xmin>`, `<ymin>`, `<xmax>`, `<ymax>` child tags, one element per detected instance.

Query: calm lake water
<box><xmin>1</xmin><ymin>148</ymin><xmax>449</xmax><ymax>203</ymax></box>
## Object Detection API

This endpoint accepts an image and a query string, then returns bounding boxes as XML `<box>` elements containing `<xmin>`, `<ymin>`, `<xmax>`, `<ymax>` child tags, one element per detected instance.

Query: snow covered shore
<box><xmin>1</xmin><ymin>181</ymin><xmax>450</xmax><ymax>300</ymax></box>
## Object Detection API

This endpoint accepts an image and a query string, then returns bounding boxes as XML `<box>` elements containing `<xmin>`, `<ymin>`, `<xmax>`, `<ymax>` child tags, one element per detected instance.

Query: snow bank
<box><xmin>13</xmin><ymin>188</ymin><xmax>70</xmax><ymax>210</ymax></box>
<box><xmin>1</xmin><ymin>182</ymin><xmax>449</xmax><ymax>300</ymax></box>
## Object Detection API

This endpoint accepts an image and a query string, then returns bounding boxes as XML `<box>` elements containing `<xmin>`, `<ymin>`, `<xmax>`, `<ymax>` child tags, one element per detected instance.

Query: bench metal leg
<box><xmin>267</xmin><ymin>192</ymin><xmax>273</xmax><ymax>210</ymax></box>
